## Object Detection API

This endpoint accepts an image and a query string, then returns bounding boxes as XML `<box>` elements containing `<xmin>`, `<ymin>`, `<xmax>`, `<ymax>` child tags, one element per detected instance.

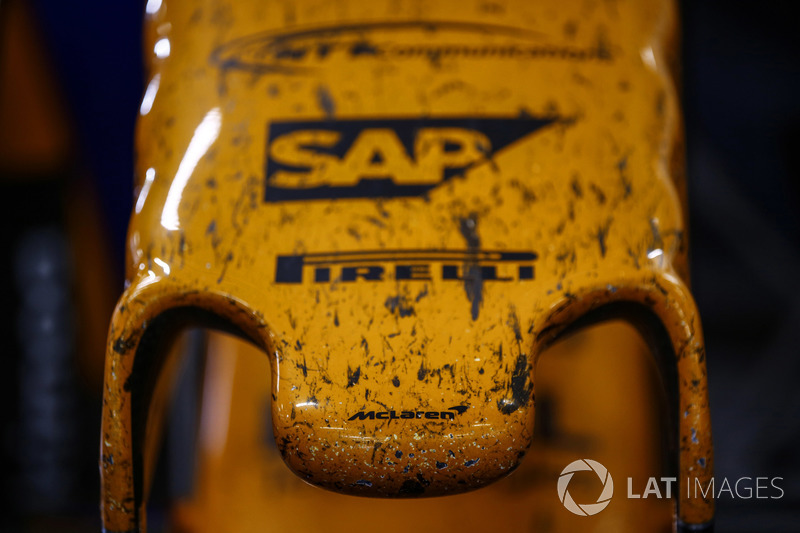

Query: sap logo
<box><xmin>264</xmin><ymin>116</ymin><xmax>557</xmax><ymax>202</ymax></box>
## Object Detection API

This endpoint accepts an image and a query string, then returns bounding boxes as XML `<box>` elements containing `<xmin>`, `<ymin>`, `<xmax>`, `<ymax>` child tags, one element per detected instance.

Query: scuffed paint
<box><xmin>101</xmin><ymin>0</ymin><xmax>713</xmax><ymax>531</ymax></box>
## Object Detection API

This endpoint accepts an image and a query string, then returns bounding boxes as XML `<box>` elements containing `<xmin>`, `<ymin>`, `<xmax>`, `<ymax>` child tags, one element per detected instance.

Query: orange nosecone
<box><xmin>101</xmin><ymin>1</ymin><xmax>713</xmax><ymax>531</ymax></box>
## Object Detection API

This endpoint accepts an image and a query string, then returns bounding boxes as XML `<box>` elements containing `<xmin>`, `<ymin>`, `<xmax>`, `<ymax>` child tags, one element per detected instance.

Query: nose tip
<box><xmin>273</xmin><ymin>399</ymin><xmax>534</xmax><ymax>497</ymax></box>
<box><xmin>270</xmin><ymin>318</ymin><xmax>536</xmax><ymax>497</ymax></box>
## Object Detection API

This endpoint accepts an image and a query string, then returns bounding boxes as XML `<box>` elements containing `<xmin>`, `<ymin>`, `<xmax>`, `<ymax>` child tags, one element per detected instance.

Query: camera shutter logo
<box><xmin>557</xmin><ymin>459</ymin><xmax>614</xmax><ymax>516</ymax></box>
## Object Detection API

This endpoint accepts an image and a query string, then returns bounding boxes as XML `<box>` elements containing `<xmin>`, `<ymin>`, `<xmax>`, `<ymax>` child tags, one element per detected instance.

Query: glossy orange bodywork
<box><xmin>101</xmin><ymin>0</ymin><xmax>713</xmax><ymax>531</ymax></box>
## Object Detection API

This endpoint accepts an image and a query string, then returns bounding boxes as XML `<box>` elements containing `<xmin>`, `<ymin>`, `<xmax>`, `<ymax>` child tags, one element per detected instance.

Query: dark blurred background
<box><xmin>682</xmin><ymin>2</ymin><xmax>800</xmax><ymax>531</ymax></box>
<box><xmin>0</xmin><ymin>1</ymin><xmax>797</xmax><ymax>531</ymax></box>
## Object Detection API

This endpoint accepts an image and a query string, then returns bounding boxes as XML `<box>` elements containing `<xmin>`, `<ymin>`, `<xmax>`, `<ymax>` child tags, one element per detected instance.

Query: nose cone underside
<box><xmin>270</xmin><ymin>287</ymin><xmax>536</xmax><ymax>496</ymax></box>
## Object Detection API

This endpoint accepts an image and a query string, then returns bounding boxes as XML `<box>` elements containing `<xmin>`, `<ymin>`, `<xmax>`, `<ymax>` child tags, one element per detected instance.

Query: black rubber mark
<box><xmin>385</xmin><ymin>295</ymin><xmax>415</xmax><ymax>317</ymax></box>
<box><xmin>571</xmin><ymin>176</ymin><xmax>583</xmax><ymax>197</ymax></box>
<box><xmin>113</xmin><ymin>336</ymin><xmax>137</xmax><ymax>355</ymax></box>
<box><xmin>596</xmin><ymin>226</ymin><xmax>608</xmax><ymax>257</ymax></box>
<box><xmin>459</xmin><ymin>212</ymin><xmax>483</xmax><ymax>320</ymax></box>
<box><xmin>346</xmin><ymin>366</ymin><xmax>361</xmax><ymax>388</ymax></box>
<box><xmin>316</xmin><ymin>85</ymin><xmax>336</xmax><ymax>117</ymax></box>
<box><xmin>497</xmin><ymin>353</ymin><xmax>533</xmax><ymax>415</ymax></box>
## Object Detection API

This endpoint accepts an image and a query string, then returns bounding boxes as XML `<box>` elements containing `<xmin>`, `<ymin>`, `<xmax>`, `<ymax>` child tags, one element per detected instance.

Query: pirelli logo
<box><xmin>274</xmin><ymin>249</ymin><xmax>537</xmax><ymax>284</ymax></box>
